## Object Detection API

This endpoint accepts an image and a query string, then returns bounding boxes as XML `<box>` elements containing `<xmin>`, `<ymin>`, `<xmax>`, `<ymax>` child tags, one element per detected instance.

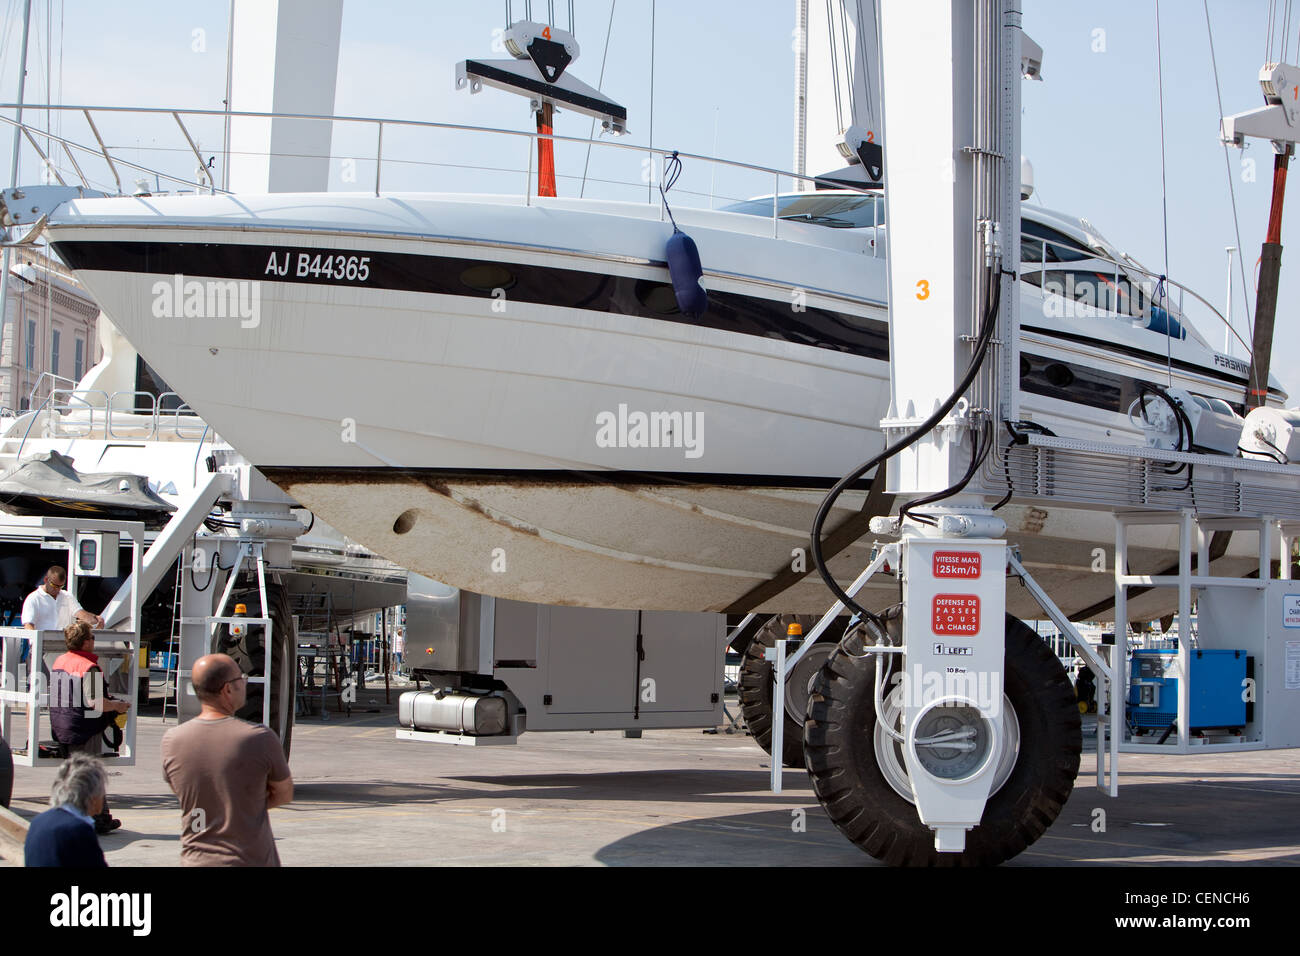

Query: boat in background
<box><xmin>0</xmin><ymin>450</ymin><xmax>175</xmax><ymax>525</ymax></box>
<box><xmin>0</xmin><ymin>315</ymin><xmax>407</xmax><ymax>638</ymax></box>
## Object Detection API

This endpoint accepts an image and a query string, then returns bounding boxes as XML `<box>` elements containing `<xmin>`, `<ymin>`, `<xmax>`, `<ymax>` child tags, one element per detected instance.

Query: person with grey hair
<box><xmin>24</xmin><ymin>753</ymin><xmax>109</xmax><ymax>867</ymax></box>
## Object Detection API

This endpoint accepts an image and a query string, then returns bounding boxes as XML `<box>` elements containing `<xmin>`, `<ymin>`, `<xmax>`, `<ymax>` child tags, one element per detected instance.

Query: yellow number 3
<box><xmin>916</xmin><ymin>279</ymin><xmax>930</xmax><ymax>300</ymax></box>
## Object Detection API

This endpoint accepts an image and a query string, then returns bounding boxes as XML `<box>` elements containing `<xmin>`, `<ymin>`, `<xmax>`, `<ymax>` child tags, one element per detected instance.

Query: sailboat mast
<box><xmin>794</xmin><ymin>0</ymin><xmax>808</xmax><ymax>190</ymax></box>
<box><xmin>0</xmin><ymin>0</ymin><xmax>35</xmax><ymax>351</ymax></box>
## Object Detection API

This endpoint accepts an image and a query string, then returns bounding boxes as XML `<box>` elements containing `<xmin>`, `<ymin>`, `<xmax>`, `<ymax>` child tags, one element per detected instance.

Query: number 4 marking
<box><xmin>543</xmin><ymin>26</ymin><xmax>552</xmax><ymax>39</ymax></box>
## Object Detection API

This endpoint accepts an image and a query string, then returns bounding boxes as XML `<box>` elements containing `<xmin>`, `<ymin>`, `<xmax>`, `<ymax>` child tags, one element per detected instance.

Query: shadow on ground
<box><xmin>291</xmin><ymin>768</ymin><xmax>814</xmax><ymax>811</ymax></box>
<box><xmin>590</xmin><ymin>770</ymin><xmax>1300</xmax><ymax>866</ymax></box>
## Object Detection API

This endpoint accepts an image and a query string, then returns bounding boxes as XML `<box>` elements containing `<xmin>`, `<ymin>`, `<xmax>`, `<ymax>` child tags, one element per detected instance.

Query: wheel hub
<box><xmin>874</xmin><ymin>684</ymin><xmax>1021</xmax><ymax>803</ymax></box>
<box><xmin>784</xmin><ymin>642</ymin><xmax>834</xmax><ymax>722</ymax></box>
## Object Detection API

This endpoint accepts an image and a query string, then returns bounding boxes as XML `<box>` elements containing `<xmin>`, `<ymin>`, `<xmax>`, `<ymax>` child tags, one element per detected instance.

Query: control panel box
<box><xmin>1189</xmin><ymin>581</ymin><xmax>1300</xmax><ymax>748</ymax></box>
<box><xmin>1127</xmin><ymin>649</ymin><xmax>1248</xmax><ymax>731</ymax></box>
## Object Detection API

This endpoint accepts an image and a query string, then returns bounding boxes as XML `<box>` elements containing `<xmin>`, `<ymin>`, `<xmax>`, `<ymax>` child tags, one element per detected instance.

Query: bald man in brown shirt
<box><xmin>160</xmin><ymin>653</ymin><xmax>293</xmax><ymax>866</ymax></box>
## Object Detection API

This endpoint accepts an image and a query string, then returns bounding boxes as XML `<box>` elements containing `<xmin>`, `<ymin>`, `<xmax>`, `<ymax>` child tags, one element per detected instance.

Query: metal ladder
<box><xmin>161</xmin><ymin>559</ymin><xmax>184</xmax><ymax>721</ymax></box>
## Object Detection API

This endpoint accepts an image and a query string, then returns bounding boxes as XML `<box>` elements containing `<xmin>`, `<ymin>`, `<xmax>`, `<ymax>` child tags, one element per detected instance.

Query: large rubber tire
<box><xmin>804</xmin><ymin>615</ymin><xmax>1081</xmax><ymax>866</ymax></box>
<box><xmin>739</xmin><ymin>613</ymin><xmax>847</xmax><ymax>768</ymax></box>
<box><xmin>215</xmin><ymin>582</ymin><xmax>296</xmax><ymax>759</ymax></box>
<box><xmin>0</xmin><ymin>732</ymin><xmax>12</xmax><ymax>808</ymax></box>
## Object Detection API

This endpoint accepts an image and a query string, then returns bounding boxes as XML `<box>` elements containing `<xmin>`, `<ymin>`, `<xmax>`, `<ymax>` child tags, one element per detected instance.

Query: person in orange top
<box><xmin>49</xmin><ymin>620</ymin><xmax>128</xmax><ymax>834</ymax></box>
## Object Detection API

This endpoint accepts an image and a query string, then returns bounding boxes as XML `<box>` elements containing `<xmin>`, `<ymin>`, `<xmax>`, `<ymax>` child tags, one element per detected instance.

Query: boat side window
<box><xmin>1021</xmin><ymin>220</ymin><xmax>1093</xmax><ymax>263</ymax></box>
<box><xmin>1024</xmin><ymin>269</ymin><xmax>1149</xmax><ymax>320</ymax></box>
<box><xmin>720</xmin><ymin>193</ymin><xmax>883</xmax><ymax>229</ymax></box>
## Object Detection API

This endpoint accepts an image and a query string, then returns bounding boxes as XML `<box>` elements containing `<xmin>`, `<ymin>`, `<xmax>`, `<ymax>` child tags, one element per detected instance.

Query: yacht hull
<box><xmin>45</xmin><ymin>196</ymin><xmax>1267</xmax><ymax>621</ymax></box>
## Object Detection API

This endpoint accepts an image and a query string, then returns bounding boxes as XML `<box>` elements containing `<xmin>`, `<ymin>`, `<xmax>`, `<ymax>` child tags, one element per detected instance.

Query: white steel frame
<box><xmin>0</xmin><ymin>516</ymin><xmax>144</xmax><ymax>767</ymax></box>
<box><xmin>1113</xmin><ymin>510</ymin><xmax>1296</xmax><ymax>755</ymax></box>
<box><xmin>179</xmin><ymin>539</ymin><xmax>276</xmax><ymax>729</ymax></box>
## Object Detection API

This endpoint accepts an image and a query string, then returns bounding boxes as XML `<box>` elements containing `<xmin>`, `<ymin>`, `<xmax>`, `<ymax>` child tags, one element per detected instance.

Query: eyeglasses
<box><xmin>223</xmin><ymin>675</ymin><xmax>248</xmax><ymax>688</ymax></box>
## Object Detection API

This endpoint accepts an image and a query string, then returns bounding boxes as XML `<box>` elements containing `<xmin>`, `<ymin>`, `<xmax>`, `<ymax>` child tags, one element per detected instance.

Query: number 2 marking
<box><xmin>916</xmin><ymin>279</ymin><xmax>930</xmax><ymax>300</ymax></box>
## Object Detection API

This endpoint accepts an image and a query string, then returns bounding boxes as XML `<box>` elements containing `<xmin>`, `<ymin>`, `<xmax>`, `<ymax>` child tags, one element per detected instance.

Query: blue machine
<box><xmin>1128</xmin><ymin>648</ymin><xmax>1248</xmax><ymax>731</ymax></box>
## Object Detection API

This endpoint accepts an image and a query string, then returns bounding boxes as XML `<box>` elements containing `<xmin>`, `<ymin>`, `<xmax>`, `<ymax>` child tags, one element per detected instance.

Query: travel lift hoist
<box><xmin>767</xmin><ymin>0</ymin><xmax>1300</xmax><ymax>865</ymax></box>
<box><xmin>455</xmin><ymin>4</ymin><xmax>627</xmax><ymax>198</ymax></box>
<box><xmin>0</xmin><ymin>454</ymin><xmax>307</xmax><ymax>766</ymax></box>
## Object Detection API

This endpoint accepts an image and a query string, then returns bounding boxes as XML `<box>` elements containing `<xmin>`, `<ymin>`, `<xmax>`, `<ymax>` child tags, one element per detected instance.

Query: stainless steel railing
<box><xmin>1023</xmin><ymin>231</ymin><xmax>1249</xmax><ymax>355</ymax></box>
<box><xmin>10</xmin><ymin>387</ymin><xmax>205</xmax><ymax>459</ymax></box>
<box><xmin>0</xmin><ymin>103</ymin><xmax>878</xmax><ymax>235</ymax></box>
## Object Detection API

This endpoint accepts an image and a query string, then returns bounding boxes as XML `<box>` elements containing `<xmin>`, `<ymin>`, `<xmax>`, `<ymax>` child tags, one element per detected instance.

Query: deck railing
<box><xmin>1</xmin><ymin>104</ymin><xmax>1242</xmax><ymax>353</ymax></box>
<box><xmin>0</xmin><ymin>103</ymin><xmax>877</xmax><ymax>237</ymax></box>
<box><xmin>10</xmin><ymin>388</ymin><xmax>205</xmax><ymax>460</ymax></box>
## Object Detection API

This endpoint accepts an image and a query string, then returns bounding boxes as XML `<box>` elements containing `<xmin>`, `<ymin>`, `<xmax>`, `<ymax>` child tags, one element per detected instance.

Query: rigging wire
<box><xmin>1154</xmin><ymin>0</ymin><xmax>1174</xmax><ymax>387</ymax></box>
<box><xmin>853</xmin><ymin>0</ymin><xmax>877</xmax><ymax>135</ymax></box>
<box><xmin>1267</xmin><ymin>0</ymin><xmax>1279</xmax><ymax>62</ymax></box>
<box><xmin>1285</xmin><ymin>0</ymin><xmax>1294</xmax><ymax>62</ymax></box>
<box><xmin>0</xmin><ymin>0</ymin><xmax>21</xmax><ymax>109</ymax></box>
<box><xmin>1204</xmin><ymin>0</ymin><xmax>1256</xmax><ymax>347</ymax></box>
<box><xmin>1296</xmin><ymin>0</ymin><xmax>1300</xmax><ymax>60</ymax></box>
<box><xmin>838</xmin><ymin>0</ymin><xmax>854</xmax><ymax>135</ymax></box>
<box><xmin>647</xmin><ymin>0</ymin><xmax>655</xmax><ymax>204</ymax></box>
<box><xmin>825</xmin><ymin>0</ymin><xmax>844</xmax><ymax>136</ymax></box>
<box><xmin>579</xmin><ymin>0</ymin><xmax>616</xmax><ymax>198</ymax></box>
<box><xmin>57</xmin><ymin>0</ymin><xmax>63</xmax><ymax>170</ymax></box>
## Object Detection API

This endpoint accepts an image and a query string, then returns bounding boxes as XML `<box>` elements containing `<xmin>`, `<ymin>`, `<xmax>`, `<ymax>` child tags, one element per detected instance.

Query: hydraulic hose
<box><xmin>810</xmin><ymin>266</ymin><xmax>1002</xmax><ymax>634</ymax></box>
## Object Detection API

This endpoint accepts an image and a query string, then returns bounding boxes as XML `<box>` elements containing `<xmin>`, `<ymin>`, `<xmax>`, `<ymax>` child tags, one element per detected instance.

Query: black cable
<box><xmin>1240</xmin><ymin>434</ymin><xmax>1287</xmax><ymax>463</ymax></box>
<box><xmin>811</xmin><ymin>264</ymin><xmax>1002</xmax><ymax>633</ymax></box>
<box><xmin>189</xmin><ymin>546</ymin><xmax>224</xmax><ymax>593</ymax></box>
<box><xmin>657</xmin><ymin>150</ymin><xmax>684</xmax><ymax>230</ymax></box>
<box><xmin>993</xmin><ymin>420</ymin><xmax>1057</xmax><ymax>511</ymax></box>
<box><xmin>1136</xmin><ymin>383</ymin><xmax>1195</xmax><ymax>491</ymax></box>
<box><xmin>899</xmin><ymin>418</ymin><xmax>994</xmax><ymax>526</ymax></box>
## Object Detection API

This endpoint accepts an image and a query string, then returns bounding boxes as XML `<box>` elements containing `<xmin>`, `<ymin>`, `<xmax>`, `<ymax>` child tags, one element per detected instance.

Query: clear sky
<box><xmin>1</xmin><ymin>0</ymin><xmax>1297</xmax><ymax>398</ymax></box>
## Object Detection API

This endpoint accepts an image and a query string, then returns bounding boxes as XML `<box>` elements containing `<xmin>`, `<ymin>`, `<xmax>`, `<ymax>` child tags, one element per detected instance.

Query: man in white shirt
<box><xmin>22</xmin><ymin>565</ymin><xmax>105</xmax><ymax>632</ymax></box>
<box><xmin>14</xmin><ymin>566</ymin><xmax>106</xmax><ymax>774</ymax></box>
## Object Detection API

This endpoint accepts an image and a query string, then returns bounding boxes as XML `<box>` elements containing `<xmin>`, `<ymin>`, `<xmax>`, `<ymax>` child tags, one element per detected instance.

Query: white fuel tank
<box><xmin>398</xmin><ymin>691</ymin><xmax>509</xmax><ymax>736</ymax></box>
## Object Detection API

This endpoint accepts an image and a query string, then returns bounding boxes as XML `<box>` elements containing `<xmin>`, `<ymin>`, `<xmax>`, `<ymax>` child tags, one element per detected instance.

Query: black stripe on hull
<box><xmin>51</xmin><ymin>238</ymin><xmax>1261</xmax><ymax>415</ymax></box>
<box><xmin>1022</xmin><ymin>323</ymin><xmax>1275</xmax><ymax>399</ymax></box>
<box><xmin>51</xmin><ymin>239</ymin><xmax>889</xmax><ymax>361</ymax></box>
<box><xmin>258</xmin><ymin>465</ymin><xmax>876</xmax><ymax>492</ymax></box>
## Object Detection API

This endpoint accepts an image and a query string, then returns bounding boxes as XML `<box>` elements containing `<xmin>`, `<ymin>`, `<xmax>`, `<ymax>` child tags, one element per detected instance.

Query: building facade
<box><xmin>0</xmin><ymin>246</ymin><xmax>101</xmax><ymax>412</ymax></box>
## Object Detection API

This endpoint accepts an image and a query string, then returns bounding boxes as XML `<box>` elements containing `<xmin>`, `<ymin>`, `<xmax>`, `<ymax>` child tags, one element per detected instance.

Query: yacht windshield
<box><xmin>721</xmin><ymin>193</ymin><xmax>883</xmax><ymax>229</ymax></box>
<box><xmin>1021</xmin><ymin>220</ymin><xmax>1094</xmax><ymax>262</ymax></box>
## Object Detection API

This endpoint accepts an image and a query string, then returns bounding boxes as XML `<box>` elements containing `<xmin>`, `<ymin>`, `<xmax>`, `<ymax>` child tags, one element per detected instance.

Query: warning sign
<box><xmin>933</xmin><ymin>594</ymin><xmax>980</xmax><ymax>635</ymax></box>
<box><xmin>1284</xmin><ymin>594</ymin><xmax>1300</xmax><ymax>629</ymax></box>
<box><xmin>933</xmin><ymin>551</ymin><xmax>981</xmax><ymax>578</ymax></box>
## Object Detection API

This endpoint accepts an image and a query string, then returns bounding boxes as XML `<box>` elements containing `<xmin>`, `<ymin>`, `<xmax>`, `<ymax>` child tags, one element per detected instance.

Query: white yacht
<box><xmin>30</xmin><ymin>181</ymin><xmax>1278</xmax><ymax>622</ymax></box>
<box><xmin>0</xmin><ymin>317</ymin><xmax>407</xmax><ymax>630</ymax></box>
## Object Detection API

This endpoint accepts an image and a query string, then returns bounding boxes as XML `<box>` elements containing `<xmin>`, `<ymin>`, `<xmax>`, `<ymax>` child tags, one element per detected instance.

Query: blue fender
<box><xmin>666</xmin><ymin>229</ymin><xmax>707</xmax><ymax>318</ymax></box>
<box><xmin>1144</xmin><ymin>305</ymin><xmax>1186</xmax><ymax>340</ymax></box>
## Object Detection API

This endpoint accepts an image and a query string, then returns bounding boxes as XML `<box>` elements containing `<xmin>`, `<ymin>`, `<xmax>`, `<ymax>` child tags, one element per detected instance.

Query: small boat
<box><xmin>0</xmin><ymin>450</ymin><xmax>176</xmax><ymax>526</ymax></box>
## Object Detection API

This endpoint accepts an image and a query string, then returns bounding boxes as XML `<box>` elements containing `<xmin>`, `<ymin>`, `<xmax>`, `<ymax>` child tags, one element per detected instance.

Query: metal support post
<box><xmin>768</xmin><ymin>638</ymin><xmax>787</xmax><ymax>793</ymax></box>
